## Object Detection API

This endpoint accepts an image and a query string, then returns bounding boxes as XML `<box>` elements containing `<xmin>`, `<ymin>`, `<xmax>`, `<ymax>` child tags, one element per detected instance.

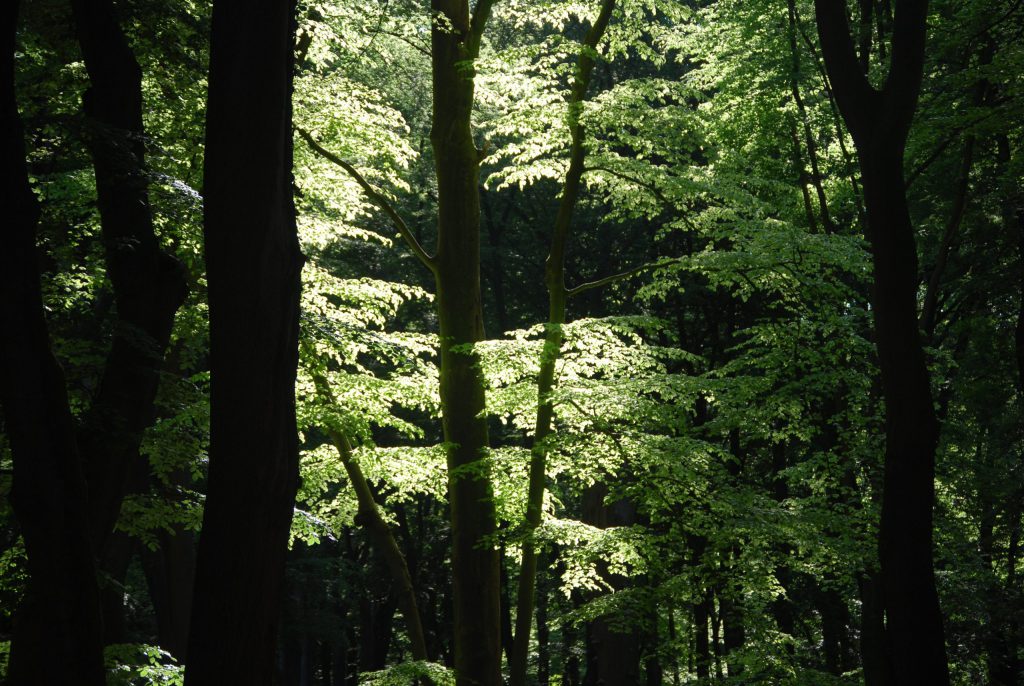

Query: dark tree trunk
<box><xmin>429</xmin><ymin>1</ymin><xmax>501</xmax><ymax>683</ymax></box>
<box><xmin>536</xmin><ymin>555</ymin><xmax>551</xmax><ymax>686</ymax></box>
<box><xmin>358</xmin><ymin>595</ymin><xmax>396</xmax><ymax>672</ymax></box>
<box><xmin>581</xmin><ymin>487</ymin><xmax>642</xmax><ymax>686</ymax></box>
<box><xmin>562</xmin><ymin>617</ymin><xmax>581</xmax><ymax>686</ymax></box>
<box><xmin>693</xmin><ymin>591</ymin><xmax>711</xmax><ymax>681</ymax></box>
<box><xmin>859</xmin><ymin>571</ymin><xmax>892</xmax><ymax>686</ymax></box>
<box><xmin>814</xmin><ymin>2</ymin><xmax>950</xmax><ymax>683</ymax></box>
<box><xmin>184</xmin><ymin>1</ymin><xmax>304</xmax><ymax>684</ymax></box>
<box><xmin>314</xmin><ymin>410</ymin><xmax>428</xmax><ymax>662</ymax></box>
<box><xmin>0</xmin><ymin>4</ymin><xmax>105</xmax><ymax>683</ymax></box>
<box><xmin>996</xmin><ymin>134</ymin><xmax>1024</xmax><ymax>394</ymax></box>
<box><xmin>69</xmin><ymin>0</ymin><xmax>188</xmax><ymax>552</ymax></box>
<box><xmin>98</xmin><ymin>530</ymin><xmax>134</xmax><ymax>646</ymax></box>
<box><xmin>688</xmin><ymin>532</ymin><xmax>712</xmax><ymax>682</ymax></box>
<box><xmin>817</xmin><ymin>586</ymin><xmax>851</xmax><ymax>676</ymax></box>
<box><xmin>720</xmin><ymin>589</ymin><xmax>745</xmax><ymax>678</ymax></box>
<box><xmin>142</xmin><ymin>524</ymin><xmax>197</xmax><ymax>661</ymax></box>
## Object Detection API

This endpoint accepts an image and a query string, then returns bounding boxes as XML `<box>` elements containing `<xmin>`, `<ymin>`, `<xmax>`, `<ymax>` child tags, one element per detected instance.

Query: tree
<box><xmin>69</xmin><ymin>0</ymin><xmax>188</xmax><ymax>554</ymax></box>
<box><xmin>814</xmin><ymin>0</ymin><xmax>950</xmax><ymax>683</ymax></box>
<box><xmin>184</xmin><ymin>0</ymin><xmax>304</xmax><ymax>683</ymax></box>
<box><xmin>428</xmin><ymin>1</ymin><xmax>503</xmax><ymax>682</ymax></box>
<box><xmin>0</xmin><ymin>2</ymin><xmax>105</xmax><ymax>683</ymax></box>
<box><xmin>509</xmin><ymin>3</ymin><xmax>617</xmax><ymax>684</ymax></box>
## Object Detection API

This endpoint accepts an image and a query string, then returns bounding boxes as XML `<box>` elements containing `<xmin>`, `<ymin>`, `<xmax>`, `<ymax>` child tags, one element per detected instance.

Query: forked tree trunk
<box><xmin>184</xmin><ymin>1</ymin><xmax>304</xmax><ymax>684</ymax></box>
<box><xmin>814</xmin><ymin>1</ymin><xmax>950</xmax><ymax>684</ymax></box>
<box><xmin>1</xmin><ymin>3</ymin><xmax>105</xmax><ymax>683</ymax></box>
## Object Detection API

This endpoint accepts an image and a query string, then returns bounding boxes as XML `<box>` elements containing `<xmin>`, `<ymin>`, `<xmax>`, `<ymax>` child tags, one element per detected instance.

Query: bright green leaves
<box><xmin>104</xmin><ymin>644</ymin><xmax>184</xmax><ymax>686</ymax></box>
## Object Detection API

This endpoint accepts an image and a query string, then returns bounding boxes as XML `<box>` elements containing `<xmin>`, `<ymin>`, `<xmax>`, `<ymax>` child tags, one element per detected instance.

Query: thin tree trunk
<box><xmin>996</xmin><ymin>134</ymin><xmax>1024</xmax><ymax>393</ymax></box>
<box><xmin>321</xmin><ymin>420</ymin><xmax>429</xmax><ymax>662</ymax></box>
<box><xmin>789</xmin><ymin>117</ymin><xmax>819</xmax><ymax>232</ymax></box>
<box><xmin>184</xmin><ymin>1</ymin><xmax>304</xmax><ymax>683</ymax></box>
<box><xmin>142</xmin><ymin>524</ymin><xmax>197</xmax><ymax>661</ymax></box>
<box><xmin>693</xmin><ymin>591</ymin><xmax>711</xmax><ymax>681</ymax></box>
<box><xmin>786</xmin><ymin>0</ymin><xmax>834</xmax><ymax>233</ymax></box>
<box><xmin>920</xmin><ymin>41</ymin><xmax>993</xmax><ymax>338</ymax></box>
<box><xmin>581</xmin><ymin>488</ymin><xmax>642</xmax><ymax>686</ymax></box>
<box><xmin>510</xmin><ymin>4</ymin><xmax>616</xmax><ymax>685</ymax></box>
<box><xmin>536</xmin><ymin>555</ymin><xmax>551</xmax><ymax>686</ymax></box>
<box><xmin>1</xmin><ymin>4</ymin><xmax>105</xmax><ymax>682</ymax></box>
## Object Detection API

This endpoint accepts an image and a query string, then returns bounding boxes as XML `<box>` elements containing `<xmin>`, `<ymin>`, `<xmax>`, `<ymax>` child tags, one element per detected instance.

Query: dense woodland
<box><xmin>1</xmin><ymin>0</ymin><xmax>1022</xmax><ymax>684</ymax></box>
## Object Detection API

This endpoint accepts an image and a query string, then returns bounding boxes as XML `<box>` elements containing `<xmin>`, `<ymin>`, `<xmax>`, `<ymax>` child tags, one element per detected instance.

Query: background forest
<box><xmin>1</xmin><ymin>0</ymin><xmax>1023</xmax><ymax>684</ymax></box>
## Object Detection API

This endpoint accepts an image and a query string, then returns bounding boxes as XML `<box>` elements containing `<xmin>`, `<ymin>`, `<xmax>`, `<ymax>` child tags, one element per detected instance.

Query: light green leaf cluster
<box><xmin>297</xmin><ymin>266</ymin><xmax>438</xmax><ymax>442</ymax></box>
<box><xmin>359</xmin><ymin>660</ymin><xmax>455</xmax><ymax>686</ymax></box>
<box><xmin>104</xmin><ymin>644</ymin><xmax>183</xmax><ymax>686</ymax></box>
<box><xmin>116</xmin><ymin>493</ymin><xmax>203</xmax><ymax>552</ymax></box>
<box><xmin>538</xmin><ymin>518</ymin><xmax>648</xmax><ymax>594</ymax></box>
<box><xmin>294</xmin><ymin>63</ymin><xmax>417</xmax><ymax>250</ymax></box>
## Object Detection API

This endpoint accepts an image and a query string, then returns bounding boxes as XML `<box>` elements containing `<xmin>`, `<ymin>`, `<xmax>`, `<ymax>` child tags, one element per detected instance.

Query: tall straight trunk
<box><xmin>184</xmin><ymin>1</ymin><xmax>304</xmax><ymax>684</ymax></box>
<box><xmin>142</xmin><ymin>525</ymin><xmax>196</xmax><ymax>661</ymax></box>
<box><xmin>0</xmin><ymin>4</ymin><xmax>105</xmax><ymax>683</ymax></box>
<box><xmin>69</xmin><ymin>0</ymin><xmax>188</xmax><ymax>552</ymax></box>
<box><xmin>581</xmin><ymin>487</ymin><xmax>642</xmax><ymax>686</ymax></box>
<box><xmin>815</xmin><ymin>2</ymin><xmax>949</xmax><ymax>683</ymax></box>
<box><xmin>920</xmin><ymin>45</ymin><xmax>991</xmax><ymax>338</ymax></box>
<box><xmin>536</xmin><ymin>555</ymin><xmax>551</xmax><ymax>686</ymax></box>
<box><xmin>720</xmin><ymin>585</ymin><xmax>745</xmax><ymax>678</ymax></box>
<box><xmin>693</xmin><ymin>591</ymin><xmax>711</xmax><ymax>680</ymax></box>
<box><xmin>429</xmin><ymin>1</ymin><xmax>500</xmax><ymax>683</ymax></box>
<box><xmin>510</xmin><ymin>3</ymin><xmax>616</xmax><ymax>684</ymax></box>
<box><xmin>996</xmin><ymin>134</ymin><xmax>1024</xmax><ymax>394</ymax></box>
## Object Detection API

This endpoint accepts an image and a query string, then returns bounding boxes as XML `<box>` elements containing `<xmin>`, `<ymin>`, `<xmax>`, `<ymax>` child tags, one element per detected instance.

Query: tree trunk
<box><xmin>70</xmin><ymin>0</ymin><xmax>188</xmax><ymax>553</ymax></box>
<box><xmin>693</xmin><ymin>591</ymin><xmax>711</xmax><ymax>681</ymax></box>
<box><xmin>814</xmin><ymin>2</ymin><xmax>950</xmax><ymax>683</ymax></box>
<box><xmin>142</xmin><ymin>524</ymin><xmax>197</xmax><ymax>661</ymax></box>
<box><xmin>536</xmin><ymin>555</ymin><xmax>551</xmax><ymax>686</ymax></box>
<box><xmin>510</xmin><ymin>4</ymin><xmax>616</xmax><ymax>685</ymax></box>
<box><xmin>429</xmin><ymin>1</ymin><xmax>501</xmax><ymax>683</ymax></box>
<box><xmin>323</xmin><ymin>423</ymin><xmax>429</xmax><ymax>662</ymax></box>
<box><xmin>581</xmin><ymin>487</ymin><xmax>642</xmax><ymax>686</ymax></box>
<box><xmin>0</xmin><ymin>4</ymin><xmax>105</xmax><ymax>683</ymax></box>
<box><xmin>184</xmin><ymin>1</ymin><xmax>304</xmax><ymax>684</ymax></box>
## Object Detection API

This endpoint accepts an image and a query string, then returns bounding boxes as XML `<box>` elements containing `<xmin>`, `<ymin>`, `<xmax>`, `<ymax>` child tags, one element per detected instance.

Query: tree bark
<box><xmin>70</xmin><ymin>0</ymin><xmax>188</xmax><ymax>553</ymax></box>
<box><xmin>0</xmin><ymin>3</ymin><xmax>105</xmax><ymax>683</ymax></box>
<box><xmin>581</xmin><ymin>487</ymin><xmax>642</xmax><ymax>686</ymax></box>
<box><xmin>429</xmin><ymin>0</ymin><xmax>501</xmax><ymax>683</ymax></box>
<box><xmin>184</xmin><ymin>0</ymin><xmax>304</xmax><ymax>683</ymax></box>
<box><xmin>815</xmin><ymin>2</ymin><xmax>950</xmax><ymax>683</ymax></box>
<box><xmin>141</xmin><ymin>524</ymin><xmax>197</xmax><ymax>661</ymax></box>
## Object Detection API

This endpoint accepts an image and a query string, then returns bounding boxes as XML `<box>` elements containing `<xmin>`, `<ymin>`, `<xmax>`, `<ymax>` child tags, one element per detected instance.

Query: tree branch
<box><xmin>296</xmin><ymin>127</ymin><xmax>437</xmax><ymax>274</ymax></box>
<box><xmin>566</xmin><ymin>257</ymin><xmax>681</xmax><ymax>298</ymax></box>
<box><xmin>814</xmin><ymin>0</ymin><xmax>881</xmax><ymax>139</ymax></box>
<box><xmin>467</xmin><ymin>0</ymin><xmax>497</xmax><ymax>57</ymax></box>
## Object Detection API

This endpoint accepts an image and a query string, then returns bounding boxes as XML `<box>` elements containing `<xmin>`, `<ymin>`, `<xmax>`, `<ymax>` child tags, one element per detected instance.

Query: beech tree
<box><xmin>0</xmin><ymin>2</ymin><xmax>105</xmax><ymax>683</ymax></box>
<box><xmin>815</xmin><ymin>1</ymin><xmax>949</xmax><ymax>683</ymax></box>
<box><xmin>184</xmin><ymin>1</ymin><xmax>304</xmax><ymax>684</ymax></box>
<box><xmin>2</xmin><ymin>0</ymin><xmax>1023</xmax><ymax>684</ymax></box>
